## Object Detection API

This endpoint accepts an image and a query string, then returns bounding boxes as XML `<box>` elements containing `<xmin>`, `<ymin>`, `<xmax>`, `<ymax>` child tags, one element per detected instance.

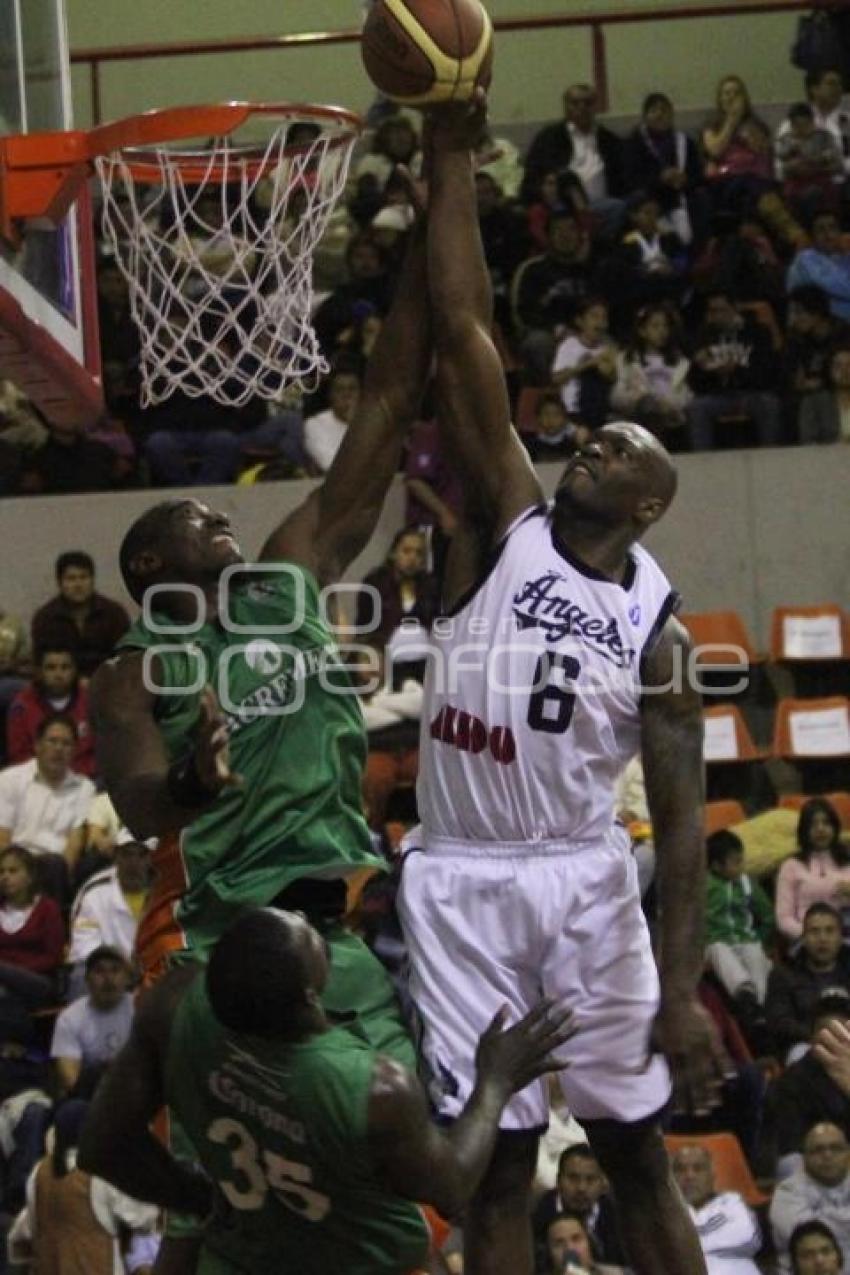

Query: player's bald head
<box><xmin>555</xmin><ymin>421</ymin><xmax>678</xmax><ymax>538</ymax></box>
<box><xmin>602</xmin><ymin>421</ymin><xmax>678</xmax><ymax>510</ymax></box>
<box><xmin>206</xmin><ymin>908</ymin><xmax>329</xmax><ymax>1039</ymax></box>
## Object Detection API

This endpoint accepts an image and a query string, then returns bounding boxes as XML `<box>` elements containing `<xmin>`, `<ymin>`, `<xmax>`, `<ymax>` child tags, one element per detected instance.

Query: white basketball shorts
<box><xmin>396</xmin><ymin>825</ymin><xmax>671</xmax><ymax>1130</ymax></box>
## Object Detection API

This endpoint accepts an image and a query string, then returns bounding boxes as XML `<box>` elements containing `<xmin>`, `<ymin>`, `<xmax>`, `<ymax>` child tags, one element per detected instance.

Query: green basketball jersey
<box><xmin>118</xmin><ymin>563</ymin><xmax>382</xmax><ymax>958</ymax></box>
<box><xmin>166</xmin><ymin>976</ymin><xmax>429</xmax><ymax>1274</ymax></box>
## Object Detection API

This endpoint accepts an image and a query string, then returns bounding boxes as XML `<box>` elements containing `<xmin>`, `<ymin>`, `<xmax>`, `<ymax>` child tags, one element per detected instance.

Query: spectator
<box><xmin>787</xmin><ymin>210</ymin><xmax>850</xmax><ymax>320</ymax></box>
<box><xmin>687</xmin><ymin>290</ymin><xmax>782</xmax><ymax>449</ymax></box>
<box><xmin>770</xmin><ymin>1123</ymin><xmax>850</xmax><ymax>1273</ymax></box>
<box><xmin>0</xmin><ymin>605</ymin><xmax>29</xmax><ymax>731</ymax></box>
<box><xmin>84</xmin><ymin>791</ymin><xmax>121</xmax><ymax>861</ymax></box>
<box><xmin>544</xmin><ymin>1213</ymin><xmax>626</xmax><ymax>1274</ymax></box>
<box><xmin>142</xmin><ymin>391</ymin><xmax>248</xmax><ymax>488</ymax></box>
<box><xmin>355</xmin><ymin>527</ymin><xmax>439</xmax><ymax>652</ymax></box>
<box><xmin>701</xmin><ymin>75</ymin><xmax>804</xmax><ymax>247</ymax></box>
<box><xmin>525</xmin><ymin>393</ymin><xmax>577</xmax><ymax>463</ymax></box>
<box><xmin>691</xmin><ymin>210</ymin><xmax>785</xmax><ymax>306</ymax></box>
<box><xmin>0</xmin><ymin>845</ymin><xmax>65</xmax><ymax>1012</ymax></box>
<box><xmin>523</xmin><ymin>167</ymin><xmax>589</xmax><ymax>253</ymax></box>
<box><xmin>704</xmin><ymin>828</ymin><xmax>774</xmax><ymax>1009</ymax></box>
<box><xmin>67</xmin><ymin>832</ymin><xmax>152</xmax><ymax>991</ymax></box>
<box><xmin>354</xmin><ymin>111</ymin><xmax>420</xmax><ymax>191</ymax></box>
<box><xmin>0</xmin><ymin>715</ymin><xmax>95</xmax><ymax>901</ymax></box>
<box><xmin>303</xmin><ymin>366</ymin><xmax>361</xmax><ymax>474</ymax></box>
<box><xmin>7</xmin><ymin>1098</ymin><xmax>159</xmax><ymax>1275</ymax></box>
<box><xmin>788</xmin><ymin>1219</ymin><xmax>844</xmax><ymax>1275</ymax></box>
<box><xmin>511</xmin><ymin>209</ymin><xmax>598</xmax><ymax>384</ymax></box>
<box><xmin>475</xmin><ymin>170</ymin><xmax>533</xmax><ymax>305</ymax></box>
<box><xmin>0</xmin><ymin>379</ymin><xmax>47</xmax><ymax>459</ymax></box>
<box><xmin>799</xmin><ymin>345</ymin><xmax>850</xmax><ymax>445</ymax></box>
<box><xmin>50</xmin><ymin>946</ymin><xmax>133</xmax><ymax>1101</ymax></box>
<box><xmin>31</xmin><ymin>552</ymin><xmax>129</xmax><ymax>678</ymax></box>
<box><xmin>767</xmin><ymin>903</ymin><xmax>850</xmax><ymax>1062</ymax></box>
<box><xmin>775</xmin><ymin>102</ymin><xmax>843</xmax><ymax>220</ymax></box>
<box><xmin>313</xmin><ymin>234</ymin><xmax>393</xmax><ymax>352</ymax></box>
<box><xmin>671</xmin><ymin>1143</ymin><xmax>762</xmax><ymax>1273</ymax></box>
<box><xmin>533</xmin><ymin>1144</ymin><xmax>627</xmax><ymax>1267</ymax></box>
<box><xmin>19</xmin><ymin>418</ymin><xmax>121</xmax><ymax>496</ymax></box>
<box><xmin>622</xmin><ymin>92</ymin><xmax>705</xmax><ymax>245</ymax></box>
<box><xmin>786</xmin><ymin>285</ymin><xmax>843</xmax><ymax>398</ymax></box>
<box><xmin>775</xmin><ymin>799</ymin><xmax>850</xmax><ymax>943</ymax></box>
<box><xmin>775</xmin><ymin>69</ymin><xmax>850</xmax><ymax>184</ymax></box>
<box><xmin>612</xmin><ymin>191</ymin><xmax>688</xmax><ymax>314</ymax></box>
<box><xmin>610</xmin><ymin>302</ymin><xmax>692</xmax><ymax>443</ymax></box>
<box><xmin>474</xmin><ymin>124</ymin><xmax>525</xmax><ymax>201</ymax></box>
<box><xmin>521</xmin><ymin>84</ymin><xmax>625</xmax><ymax>238</ymax></box>
<box><xmin>403</xmin><ymin>411</ymin><xmax>463</xmax><ymax>585</ymax></box>
<box><xmin>551</xmin><ymin>298</ymin><xmax>618</xmax><ymax>440</ymax></box>
<box><xmin>768</xmin><ymin>991</ymin><xmax>850</xmax><ymax>1164</ymax></box>
<box><xmin>7</xmin><ymin>645</ymin><xmax>95</xmax><ymax>778</ymax></box>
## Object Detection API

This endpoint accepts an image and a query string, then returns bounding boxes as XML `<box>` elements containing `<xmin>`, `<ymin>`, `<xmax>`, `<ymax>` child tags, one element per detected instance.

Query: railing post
<box><xmin>591</xmin><ymin>22</ymin><xmax>609</xmax><ymax>113</ymax></box>
<box><xmin>90</xmin><ymin>58</ymin><xmax>102</xmax><ymax>126</ymax></box>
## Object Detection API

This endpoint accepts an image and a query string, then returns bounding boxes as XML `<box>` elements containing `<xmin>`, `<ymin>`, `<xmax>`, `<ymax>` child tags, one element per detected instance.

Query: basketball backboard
<box><xmin>0</xmin><ymin>0</ymin><xmax>101</xmax><ymax>426</ymax></box>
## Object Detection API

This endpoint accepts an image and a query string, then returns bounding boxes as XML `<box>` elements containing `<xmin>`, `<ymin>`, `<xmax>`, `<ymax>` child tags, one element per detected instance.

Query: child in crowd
<box><xmin>610</xmin><ymin>303</ymin><xmax>692</xmax><ymax>442</ymax></box>
<box><xmin>551</xmin><ymin>298</ymin><xmax>618</xmax><ymax>442</ymax></box>
<box><xmin>705</xmin><ymin>830</ymin><xmax>774</xmax><ymax>1019</ymax></box>
<box><xmin>525</xmin><ymin>393</ymin><xmax>577</xmax><ymax>462</ymax></box>
<box><xmin>618</xmin><ymin>191</ymin><xmax>688</xmax><ymax>310</ymax></box>
<box><xmin>776</xmin><ymin>102</ymin><xmax>843</xmax><ymax>217</ymax></box>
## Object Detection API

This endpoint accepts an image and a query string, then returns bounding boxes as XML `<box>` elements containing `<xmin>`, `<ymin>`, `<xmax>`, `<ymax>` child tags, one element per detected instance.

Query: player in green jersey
<box><xmin>80</xmin><ymin>908</ymin><xmax>573</xmax><ymax>1275</ymax></box>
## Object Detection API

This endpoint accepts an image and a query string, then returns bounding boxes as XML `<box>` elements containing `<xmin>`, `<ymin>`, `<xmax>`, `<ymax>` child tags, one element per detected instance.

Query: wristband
<box><xmin>166</xmin><ymin>753</ymin><xmax>218</xmax><ymax>808</ymax></box>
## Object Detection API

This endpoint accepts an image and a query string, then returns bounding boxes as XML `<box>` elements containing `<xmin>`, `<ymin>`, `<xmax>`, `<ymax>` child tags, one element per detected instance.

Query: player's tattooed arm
<box><xmin>91</xmin><ymin>655</ymin><xmax>234</xmax><ymax>839</ymax></box>
<box><xmin>260</xmin><ymin>217</ymin><xmax>432</xmax><ymax>584</ymax></box>
<box><xmin>428</xmin><ymin>95</ymin><xmax>542</xmax><ymax>558</ymax></box>
<box><xmin>641</xmin><ymin>616</ymin><xmax>725</xmax><ymax>1114</ymax></box>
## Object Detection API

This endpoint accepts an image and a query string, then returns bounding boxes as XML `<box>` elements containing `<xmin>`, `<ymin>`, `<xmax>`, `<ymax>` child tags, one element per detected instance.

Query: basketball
<box><xmin>361</xmin><ymin>0</ymin><xmax>494</xmax><ymax>106</ymax></box>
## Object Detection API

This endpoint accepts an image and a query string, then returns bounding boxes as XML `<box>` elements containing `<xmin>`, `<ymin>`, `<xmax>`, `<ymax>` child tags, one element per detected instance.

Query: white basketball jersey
<box><xmin>417</xmin><ymin>504</ymin><xmax>678</xmax><ymax>845</ymax></box>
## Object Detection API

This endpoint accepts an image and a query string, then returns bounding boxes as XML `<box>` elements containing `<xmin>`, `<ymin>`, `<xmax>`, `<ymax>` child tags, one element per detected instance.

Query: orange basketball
<box><xmin>361</xmin><ymin>0</ymin><xmax>494</xmax><ymax>105</ymax></box>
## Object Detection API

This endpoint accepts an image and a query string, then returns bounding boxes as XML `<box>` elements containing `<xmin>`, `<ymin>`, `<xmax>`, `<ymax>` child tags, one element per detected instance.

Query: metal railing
<box><xmin>71</xmin><ymin>1</ymin><xmax>816</xmax><ymax>124</ymax></box>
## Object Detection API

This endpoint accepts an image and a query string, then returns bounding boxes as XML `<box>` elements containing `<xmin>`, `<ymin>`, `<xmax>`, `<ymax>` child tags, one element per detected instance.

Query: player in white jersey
<box><xmin>396</xmin><ymin>95</ymin><xmax>723</xmax><ymax>1275</ymax></box>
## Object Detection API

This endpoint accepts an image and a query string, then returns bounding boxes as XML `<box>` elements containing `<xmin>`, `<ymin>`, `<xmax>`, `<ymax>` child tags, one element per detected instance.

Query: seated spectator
<box><xmin>786</xmin><ymin>285</ymin><xmax>844</xmax><ymax>398</ymax></box>
<box><xmin>354</xmin><ymin>112</ymin><xmax>420</xmax><ymax>192</ymax></box>
<box><xmin>533</xmin><ymin>1144</ymin><xmax>627</xmax><ymax>1268</ymax></box>
<box><xmin>622</xmin><ymin>93</ymin><xmax>705</xmax><ymax>245</ymax></box>
<box><xmin>31</xmin><ymin>551</ymin><xmax>129</xmax><ymax>678</ymax></box>
<box><xmin>766</xmin><ymin>903</ymin><xmax>850</xmax><ymax>1061</ymax></box>
<box><xmin>511</xmin><ymin>209</ymin><xmax>598</xmax><ymax>385</ymax></box>
<box><xmin>799</xmin><ymin>345</ymin><xmax>850</xmax><ymax>445</ymax></box>
<box><xmin>525</xmin><ymin>393</ymin><xmax>577</xmax><ymax>462</ymax></box>
<box><xmin>524</xmin><ymin>167</ymin><xmax>589</xmax><ymax>253</ymax></box>
<box><xmin>670</xmin><ymin>1143</ymin><xmax>762</xmax><ymax>1273</ymax></box>
<box><xmin>142</xmin><ymin>390</ymin><xmax>251</xmax><ymax>488</ymax></box>
<box><xmin>775</xmin><ymin>67</ymin><xmax>850</xmax><ymax>188</ymax></box>
<box><xmin>613</xmin><ymin>191</ymin><xmax>688</xmax><ymax>314</ymax></box>
<box><xmin>768</xmin><ymin>991</ymin><xmax>850</xmax><ymax>1166</ymax></box>
<box><xmin>475</xmin><ymin>125</ymin><xmax>524</xmax><ymax>201</ymax></box>
<box><xmin>50</xmin><ymin>946</ymin><xmax>133</xmax><ymax>1101</ymax></box>
<box><xmin>0</xmin><ymin>380</ymin><xmax>47</xmax><ymax>459</ymax></box>
<box><xmin>7</xmin><ymin>645</ymin><xmax>95</xmax><ymax>778</ymax></box>
<box><xmin>687</xmin><ymin>290</ymin><xmax>782</xmax><ymax>449</ymax></box>
<box><xmin>691</xmin><ymin>211</ymin><xmax>785</xmax><ymax>306</ymax></box>
<box><xmin>552</xmin><ymin>298</ymin><xmax>618</xmax><ymax>441</ymax></box>
<box><xmin>0</xmin><ymin>846</ymin><xmax>65</xmax><ymax>1014</ymax></box>
<box><xmin>521</xmin><ymin>84</ymin><xmax>625</xmax><ymax>241</ymax></box>
<box><xmin>0</xmin><ymin>715</ymin><xmax>94</xmax><ymax>901</ymax></box>
<box><xmin>67</xmin><ymin>832</ymin><xmax>152</xmax><ymax>994</ymax></box>
<box><xmin>788</xmin><ymin>210</ymin><xmax>850</xmax><ymax>320</ymax></box>
<box><xmin>775</xmin><ymin>799</ymin><xmax>850</xmax><ymax>944</ymax></box>
<box><xmin>303</xmin><ymin>366</ymin><xmax>361</xmax><ymax>474</ymax></box>
<box><xmin>475</xmin><ymin>170</ymin><xmax>533</xmax><ymax>309</ymax></box>
<box><xmin>776</xmin><ymin>102</ymin><xmax>843</xmax><ymax>220</ymax></box>
<box><xmin>770</xmin><ymin>1123</ymin><xmax>850</xmax><ymax>1272</ymax></box>
<box><xmin>788</xmin><ymin>1219</ymin><xmax>844</xmax><ymax>1275</ymax></box>
<box><xmin>0</xmin><ymin>604</ymin><xmax>29</xmax><ymax>731</ymax></box>
<box><xmin>84</xmin><ymin>791</ymin><xmax>121</xmax><ymax>861</ymax></box>
<box><xmin>313</xmin><ymin>234</ymin><xmax>393</xmax><ymax>352</ymax></box>
<box><xmin>7</xmin><ymin>1098</ymin><xmax>159</xmax><ymax>1274</ymax></box>
<box><xmin>705</xmin><ymin>828</ymin><xmax>773</xmax><ymax>1012</ymax></box>
<box><xmin>356</xmin><ymin>527</ymin><xmax>439</xmax><ymax>652</ymax></box>
<box><xmin>18</xmin><ymin>418</ymin><xmax>122</xmax><ymax>496</ymax></box>
<box><xmin>702</xmin><ymin>75</ymin><xmax>804</xmax><ymax>247</ymax></box>
<box><xmin>610</xmin><ymin>303</ymin><xmax>692</xmax><ymax>443</ymax></box>
<box><xmin>544</xmin><ymin>1213</ymin><xmax>625</xmax><ymax>1274</ymax></box>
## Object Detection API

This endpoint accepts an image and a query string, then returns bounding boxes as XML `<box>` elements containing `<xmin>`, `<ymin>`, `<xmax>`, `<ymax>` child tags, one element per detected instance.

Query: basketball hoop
<box><xmin>0</xmin><ymin>102</ymin><xmax>362</xmax><ymax>409</ymax></box>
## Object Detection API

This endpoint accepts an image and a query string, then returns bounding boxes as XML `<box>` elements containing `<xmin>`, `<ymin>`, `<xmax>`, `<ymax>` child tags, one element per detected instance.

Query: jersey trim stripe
<box><xmin>639</xmin><ymin>587</ymin><xmax>682</xmax><ymax>667</ymax></box>
<box><xmin>551</xmin><ymin>523</ymin><xmax>638</xmax><ymax>590</ymax></box>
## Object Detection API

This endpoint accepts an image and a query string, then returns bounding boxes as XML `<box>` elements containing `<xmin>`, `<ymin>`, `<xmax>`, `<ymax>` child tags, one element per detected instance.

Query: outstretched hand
<box><xmin>813</xmin><ymin>1020</ymin><xmax>850</xmax><ymax>1096</ymax></box>
<box><xmin>426</xmin><ymin>86</ymin><xmax>489</xmax><ymax>152</ymax></box>
<box><xmin>194</xmin><ymin>685</ymin><xmax>241</xmax><ymax>794</ymax></box>
<box><xmin>651</xmin><ymin>996</ymin><xmax>728</xmax><ymax>1117</ymax></box>
<box><xmin>475</xmin><ymin>1000</ymin><xmax>574</xmax><ymax>1098</ymax></box>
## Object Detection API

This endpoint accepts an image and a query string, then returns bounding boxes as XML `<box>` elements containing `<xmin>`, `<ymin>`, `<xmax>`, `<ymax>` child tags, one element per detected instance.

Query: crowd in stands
<box><xmin>5</xmin><ymin>68</ymin><xmax>850</xmax><ymax>496</ymax></box>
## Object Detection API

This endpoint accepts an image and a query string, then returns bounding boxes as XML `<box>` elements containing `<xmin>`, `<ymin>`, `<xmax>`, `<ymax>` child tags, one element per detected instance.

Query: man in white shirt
<box><xmin>770</xmin><ymin>1122</ymin><xmax>850</xmax><ymax>1273</ymax></box>
<box><xmin>0</xmin><ymin>713</ymin><xmax>94</xmax><ymax>899</ymax></box>
<box><xmin>672</xmin><ymin>1144</ymin><xmax>762</xmax><ymax>1274</ymax></box>
<box><xmin>68</xmin><ymin>831</ymin><xmax>153</xmax><ymax>994</ymax></box>
<box><xmin>303</xmin><ymin>366</ymin><xmax>361</xmax><ymax>473</ymax></box>
<box><xmin>50</xmin><ymin>946</ymin><xmax>134</xmax><ymax>1100</ymax></box>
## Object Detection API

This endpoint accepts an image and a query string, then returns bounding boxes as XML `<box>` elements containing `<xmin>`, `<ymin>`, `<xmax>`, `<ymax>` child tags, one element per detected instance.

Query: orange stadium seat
<box><xmin>704</xmin><ymin>801</ymin><xmax>746</xmax><ymax>836</ymax></box>
<box><xmin>773</xmin><ymin>697</ymin><xmax>850</xmax><ymax>759</ymax></box>
<box><xmin>770</xmin><ymin>605</ymin><xmax>850</xmax><ymax>663</ymax></box>
<box><xmin>680</xmin><ymin>612</ymin><xmax>764</xmax><ymax>668</ymax></box>
<box><xmin>664</xmin><ymin>1133</ymin><xmax>769</xmax><ymax>1208</ymax></box>
<box><xmin>703</xmin><ymin>706</ymin><xmax>765</xmax><ymax>763</ymax></box>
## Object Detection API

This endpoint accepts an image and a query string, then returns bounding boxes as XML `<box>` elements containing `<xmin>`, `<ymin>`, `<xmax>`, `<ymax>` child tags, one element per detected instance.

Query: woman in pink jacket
<box><xmin>775</xmin><ymin>798</ymin><xmax>850</xmax><ymax>942</ymax></box>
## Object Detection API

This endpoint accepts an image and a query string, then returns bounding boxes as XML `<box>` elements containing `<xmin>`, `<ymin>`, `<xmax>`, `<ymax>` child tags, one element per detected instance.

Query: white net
<box><xmin>95</xmin><ymin>110</ymin><xmax>359</xmax><ymax>408</ymax></box>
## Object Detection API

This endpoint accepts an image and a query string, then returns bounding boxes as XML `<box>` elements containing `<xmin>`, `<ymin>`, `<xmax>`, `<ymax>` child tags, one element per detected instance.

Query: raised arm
<box><xmin>260</xmin><ymin>214</ymin><xmax>432</xmax><ymax>583</ymax></box>
<box><xmin>428</xmin><ymin>97</ymin><xmax>541</xmax><ymax>550</ymax></box>
<box><xmin>640</xmin><ymin>617</ymin><xmax>724</xmax><ymax>1112</ymax></box>
<box><xmin>90</xmin><ymin>655</ymin><xmax>236</xmax><ymax>840</ymax></box>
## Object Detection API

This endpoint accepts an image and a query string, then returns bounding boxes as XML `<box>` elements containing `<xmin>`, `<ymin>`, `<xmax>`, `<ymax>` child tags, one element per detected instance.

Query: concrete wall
<box><xmin>66</xmin><ymin>1</ymin><xmax>806</xmax><ymax>130</ymax></box>
<box><xmin>3</xmin><ymin>447</ymin><xmax>848</xmax><ymax>648</ymax></box>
